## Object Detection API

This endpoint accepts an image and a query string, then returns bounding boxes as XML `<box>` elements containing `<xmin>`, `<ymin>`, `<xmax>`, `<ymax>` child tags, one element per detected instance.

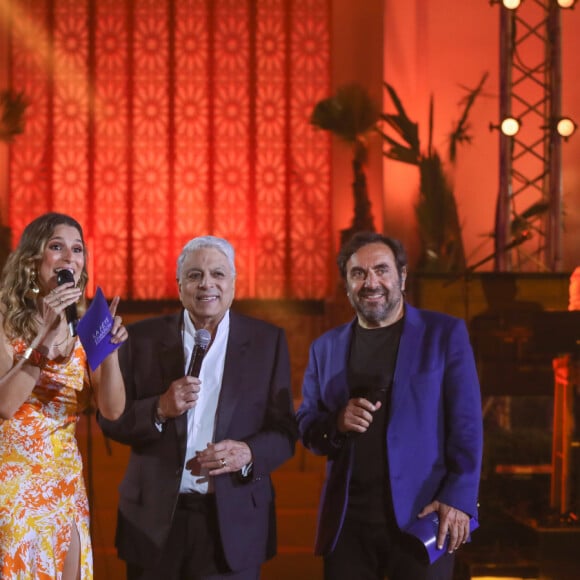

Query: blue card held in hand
<box><xmin>404</xmin><ymin>513</ymin><xmax>479</xmax><ymax>564</ymax></box>
<box><xmin>77</xmin><ymin>287</ymin><xmax>121</xmax><ymax>371</ymax></box>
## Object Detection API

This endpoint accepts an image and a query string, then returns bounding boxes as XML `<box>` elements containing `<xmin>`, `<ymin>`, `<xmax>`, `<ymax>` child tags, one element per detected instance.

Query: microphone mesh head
<box><xmin>57</xmin><ymin>269</ymin><xmax>75</xmax><ymax>285</ymax></box>
<box><xmin>194</xmin><ymin>329</ymin><xmax>211</xmax><ymax>348</ymax></box>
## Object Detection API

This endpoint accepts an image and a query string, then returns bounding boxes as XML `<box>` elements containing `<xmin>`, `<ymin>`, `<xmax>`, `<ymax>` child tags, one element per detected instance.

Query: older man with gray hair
<box><xmin>99</xmin><ymin>235</ymin><xmax>297</xmax><ymax>580</ymax></box>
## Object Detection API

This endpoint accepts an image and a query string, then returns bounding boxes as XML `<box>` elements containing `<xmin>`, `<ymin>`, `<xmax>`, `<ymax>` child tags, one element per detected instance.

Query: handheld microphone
<box><xmin>351</xmin><ymin>377</ymin><xmax>388</xmax><ymax>405</ymax></box>
<box><xmin>187</xmin><ymin>329</ymin><xmax>211</xmax><ymax>377</ymax></box>
<box><xmin>56</xmin><ymin>269</ymin><xmax>78</xmax><ymax>337</ymax></box>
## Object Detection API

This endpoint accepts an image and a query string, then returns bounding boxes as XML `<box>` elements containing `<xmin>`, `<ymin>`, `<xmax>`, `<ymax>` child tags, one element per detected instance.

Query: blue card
<box><xmin>77</xmin><ymin>287</ymin><xmax>121</xmax><ymax>371</ymax></box>
<box><xmin>404</xmin><ymin>513</ymin><xmax>479</xmax><ymax>564</ymax></box>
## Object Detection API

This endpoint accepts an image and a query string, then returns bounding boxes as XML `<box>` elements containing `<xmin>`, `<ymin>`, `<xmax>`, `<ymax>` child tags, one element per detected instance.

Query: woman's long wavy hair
<box><xmin>0</xmin><ymin>213</ymin><xmax>89</xmax><ymax>344</ymax></box>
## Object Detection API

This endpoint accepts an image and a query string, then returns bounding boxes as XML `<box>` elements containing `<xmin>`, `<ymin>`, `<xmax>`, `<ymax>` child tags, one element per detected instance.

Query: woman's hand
<box><xmin>40</xmin><ymin>282</ymin><xmax>81</xmax><ymax>335</ymax></box>
<box><xmin>108</xmin><ymin>296</ymin><xmax>128</xmax><ymax>345</ymax></box>
<box><xmin>92</xmin><ymin>296</ymin><xmax>128</xmax><ymax>420</ymax></box>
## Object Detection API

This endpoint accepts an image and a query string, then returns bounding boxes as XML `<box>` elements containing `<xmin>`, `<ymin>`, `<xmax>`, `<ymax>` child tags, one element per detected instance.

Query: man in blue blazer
<box><xmin>99</xmin><ymin>236</ymin><xmax>297</xmax><ymax>580</ymax></box>
<box><xmin>297</xmin><ymin>232</ymin><xmax>482</xmax><ymax>580</ymax></box>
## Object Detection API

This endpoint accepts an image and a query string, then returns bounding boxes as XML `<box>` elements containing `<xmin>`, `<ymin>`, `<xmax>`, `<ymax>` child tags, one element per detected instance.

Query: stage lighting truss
<box><xmin>493</xmin><ymin>0</ymin><xmax>574</xmax><ymax>272</ymax></box>
<box><xmin>495</xmin><ymin>0</ymin><xmax>577</xmax><ymax>9</ymax></box>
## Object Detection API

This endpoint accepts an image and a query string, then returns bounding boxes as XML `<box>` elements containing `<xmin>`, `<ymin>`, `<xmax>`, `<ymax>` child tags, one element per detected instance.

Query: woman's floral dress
<box><xmin>0</xmin><ymin>338</ymin><xmax>93</xmax><ymax>579</ymax></box>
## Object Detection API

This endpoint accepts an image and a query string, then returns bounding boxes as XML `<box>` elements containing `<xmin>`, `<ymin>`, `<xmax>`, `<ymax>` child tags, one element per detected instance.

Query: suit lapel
<box><xmin>391</xmin><ymin>305</ymin><xmax>423</xmax><ymax>414</ymax></box>
<box><xmin>214</xmin><ymin>312</ymin><xmax>249</xmax><ymax>441</ymax></box>
<box><xmin>328</xmin><ymin>321</ymin><xmax>355</xmax><ymax>408</ymax></box>
<box><xmin>159</xmin><ymin>312</ymin><xmax>189</xmax><ymax>459</ymax></box>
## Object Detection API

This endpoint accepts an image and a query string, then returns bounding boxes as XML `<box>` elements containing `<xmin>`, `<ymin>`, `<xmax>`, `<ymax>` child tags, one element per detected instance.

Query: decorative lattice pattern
<box><xmin>9</xmin><ymin>0</ymin><xmax>331</xmax><ymax>299</ymax></box>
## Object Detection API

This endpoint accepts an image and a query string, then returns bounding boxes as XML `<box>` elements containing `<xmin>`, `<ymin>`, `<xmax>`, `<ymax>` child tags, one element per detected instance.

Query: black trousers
<box><xmin>323</xmin><ymin>516</ymin><xmax>455</xmax><ymax>580</ymax></box>
<box><xmin>126</xmin><ymin>494</ymin><xmax>260</xmax><ymax>580</ymax></box>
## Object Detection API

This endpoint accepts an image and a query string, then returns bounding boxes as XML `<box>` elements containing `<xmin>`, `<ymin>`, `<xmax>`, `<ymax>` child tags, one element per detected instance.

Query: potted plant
<box><xmin>310</xmin><ymin>83</ymin><xmax>379</xmax><ymax>247</ymax></box>
<box><xmin>379</xmin><ymin>73</ymin><xmax>488</xmax><ymax>273</ymax></box>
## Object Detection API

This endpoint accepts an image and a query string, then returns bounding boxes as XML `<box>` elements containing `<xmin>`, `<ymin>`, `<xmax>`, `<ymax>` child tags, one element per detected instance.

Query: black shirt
<box><xmin>346</xmin><ymin>317</ymin><xmax>404</xmax><ymax>523</ymax></box>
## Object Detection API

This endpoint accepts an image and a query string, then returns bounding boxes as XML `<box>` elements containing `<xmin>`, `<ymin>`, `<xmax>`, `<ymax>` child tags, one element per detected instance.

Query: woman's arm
<box><xmin>0</xmin><ymin>337</ymin><xmax>43</xmax><ymax>419</ymax></box>
<box><xmin>0</xmin><ymin>307</ymin><xmax>58</xmax><ymax>419</ymax></box>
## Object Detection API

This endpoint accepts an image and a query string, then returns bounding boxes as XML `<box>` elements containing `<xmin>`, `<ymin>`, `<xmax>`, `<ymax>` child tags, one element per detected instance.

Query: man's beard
<box><xmin>352</xmin><ymin>289</ymin><xmax>402</xmax><ymax>326</ymax></box>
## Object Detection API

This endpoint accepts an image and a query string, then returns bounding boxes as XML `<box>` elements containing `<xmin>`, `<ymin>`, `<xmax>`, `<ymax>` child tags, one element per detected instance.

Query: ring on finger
<box><xmin>220</xmin><ymin>458</ymin><xmax>227</xmax><ymax>468</ymax></box>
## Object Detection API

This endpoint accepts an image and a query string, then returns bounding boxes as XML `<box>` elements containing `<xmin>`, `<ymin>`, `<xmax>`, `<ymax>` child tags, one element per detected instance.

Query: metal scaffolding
<box><xmin>494</xmin><ymin>0</ymin><xmax>567</xmax><ymax>272</ymax></box>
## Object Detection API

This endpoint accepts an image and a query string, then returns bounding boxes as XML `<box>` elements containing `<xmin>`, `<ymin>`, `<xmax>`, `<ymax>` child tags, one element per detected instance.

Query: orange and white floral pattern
<box><xmin>0</xmin><ymin>338</ymin><xmax>93</xmax><ymax>579</ymax></box>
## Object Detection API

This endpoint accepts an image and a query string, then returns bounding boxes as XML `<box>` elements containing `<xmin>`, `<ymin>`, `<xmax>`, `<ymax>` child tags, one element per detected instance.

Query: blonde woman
<box><xmin>0</xmin><ymin>213</ymin><xmax>127</xmax><ymax>579</ymax></box>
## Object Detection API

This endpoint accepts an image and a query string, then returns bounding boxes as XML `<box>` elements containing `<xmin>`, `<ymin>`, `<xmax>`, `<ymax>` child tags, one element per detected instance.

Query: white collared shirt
<box><xmin>179</xmin><ymin>309</ymin><xmax>229</xmax><ymax>494</ymax></box>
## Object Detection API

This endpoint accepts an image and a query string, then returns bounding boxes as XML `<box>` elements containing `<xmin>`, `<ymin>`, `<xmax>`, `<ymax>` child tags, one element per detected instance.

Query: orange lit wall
<box><xmin>2</xmin><ymin>0</ymin><xmax>579</xmax><ymax>301</ymax></box>
<box><xmin>382</xmin><ymin>0</ymin><xmax>580</xmax><ymax>272</ymax></box>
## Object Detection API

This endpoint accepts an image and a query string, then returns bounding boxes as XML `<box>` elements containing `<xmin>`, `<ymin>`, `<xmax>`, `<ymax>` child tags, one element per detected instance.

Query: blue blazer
<box><xmin>99</xmin><ymin>310</ymin><xmax>297</xmax><ymax>572</ymax></box>
<box><xmin>296</xmin><ymin>304</ymin><xmax>483</xmax><ymax>555</ymax></box>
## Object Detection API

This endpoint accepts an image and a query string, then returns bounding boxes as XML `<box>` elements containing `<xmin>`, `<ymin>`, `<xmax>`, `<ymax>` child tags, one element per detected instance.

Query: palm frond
<box><xmin>427</xmin><ymin>96</ymin><xmax>434</xmax><ymax>158</ymax></box>
<box><xmin>448</xmin><ymin>72</ymin><xmax>488</xmax><ymax>162</ymax></box>
<box><xmin>382</xmin><ymin>83</ymin><xmax>420</xmax><ymax>153</ymax></box>
<box><xmin>376</xmin><ymin>128</ymin><xmax>420</xmax><ymax>165</ymax></box>
<box><xmin>520</xmin><ymin>201</ymin><xmax>549</xmax><ymax>220</ymax></box>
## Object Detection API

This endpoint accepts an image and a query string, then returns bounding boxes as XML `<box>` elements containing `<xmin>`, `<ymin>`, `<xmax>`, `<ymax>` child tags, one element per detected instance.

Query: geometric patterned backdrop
<box><xmin>9</xmin><ymin>0</ymin><xmax>331</xmax><ymax>299</ymax></box>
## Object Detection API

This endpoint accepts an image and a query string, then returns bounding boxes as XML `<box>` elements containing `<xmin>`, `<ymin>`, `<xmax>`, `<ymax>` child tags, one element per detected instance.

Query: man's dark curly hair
<box><xmin>337</xmin><ymin>231</ymin><xmax>407</xmax><ymax>280</ymax></box>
